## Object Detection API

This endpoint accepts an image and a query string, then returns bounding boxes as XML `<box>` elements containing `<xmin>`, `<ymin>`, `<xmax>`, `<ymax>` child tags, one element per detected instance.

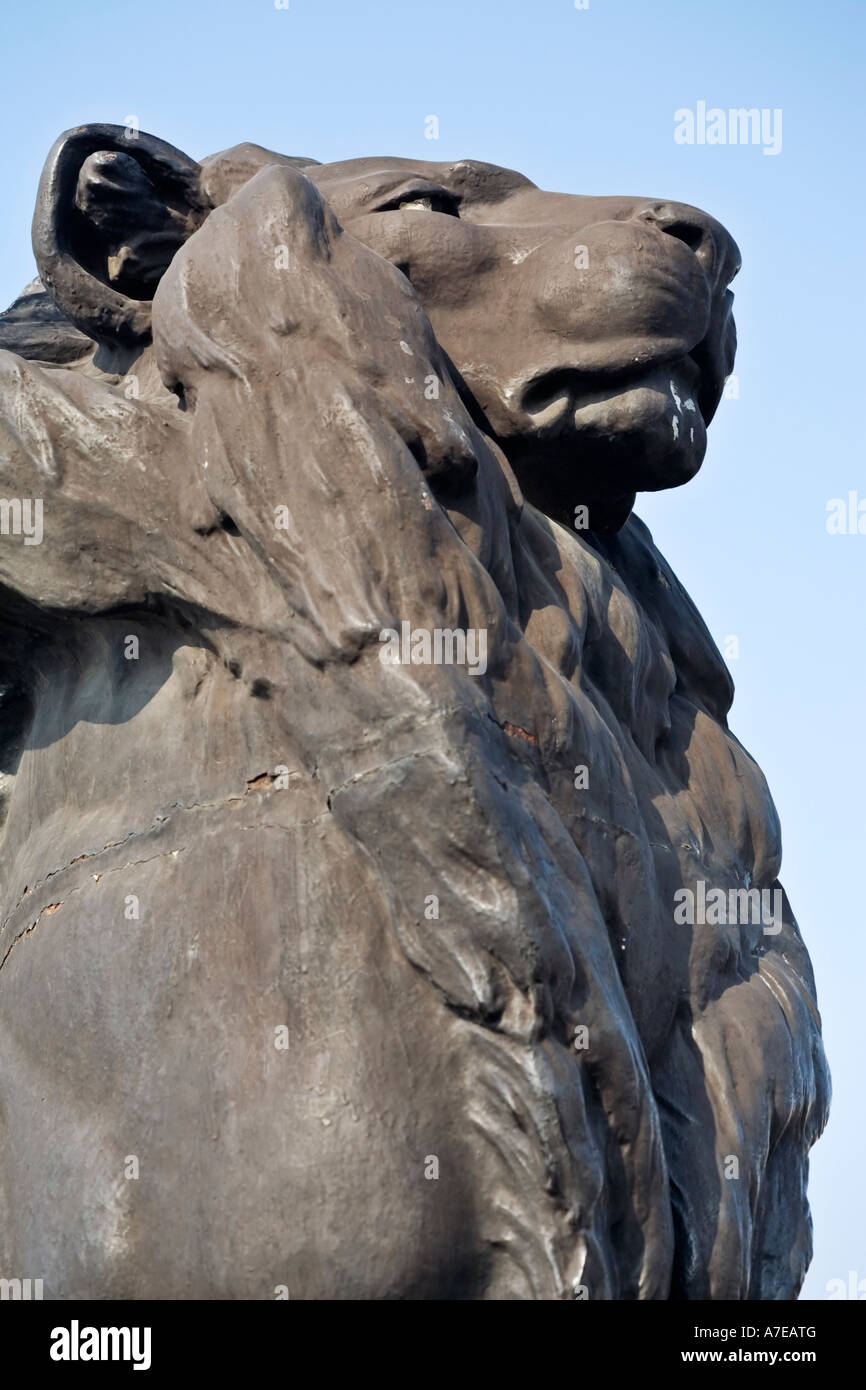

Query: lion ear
<box><xmin>32</xmin><ymin>124</ymin><xmax>211</xmax><ymax>350</ymax></box>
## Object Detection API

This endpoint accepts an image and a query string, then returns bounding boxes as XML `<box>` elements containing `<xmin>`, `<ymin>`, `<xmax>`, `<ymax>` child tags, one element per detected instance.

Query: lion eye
<box><xmin>379</xmin><ymin>188</ymin><xmax>460</xmax><ymax>217</ymax></box>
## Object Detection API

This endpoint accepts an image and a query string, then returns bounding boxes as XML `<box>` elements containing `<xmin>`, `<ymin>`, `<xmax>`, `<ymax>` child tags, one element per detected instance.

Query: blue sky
<box><xmin>1</xmin><ymin>0</ymin><xmax>863</xmax><ymax>1298</ymax></box>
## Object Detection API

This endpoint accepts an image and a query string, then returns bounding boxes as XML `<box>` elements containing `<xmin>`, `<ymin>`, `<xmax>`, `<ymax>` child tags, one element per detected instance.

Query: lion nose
<box><xmin>633</xmin><ymin>202</ymin><xmax>737</xmax><ymax>290</ymax></box>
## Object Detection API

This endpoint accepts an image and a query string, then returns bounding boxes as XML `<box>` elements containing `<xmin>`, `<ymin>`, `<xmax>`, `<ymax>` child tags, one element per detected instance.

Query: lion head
<box><xmin>17</xmin><ymin>126</ymin><xmax>739</xmax><ymax>532</ymax></box>
<box><xmin>306</xmin><ymin>156</ymin><xmax>740</xmax><ymax>525</ymax></box>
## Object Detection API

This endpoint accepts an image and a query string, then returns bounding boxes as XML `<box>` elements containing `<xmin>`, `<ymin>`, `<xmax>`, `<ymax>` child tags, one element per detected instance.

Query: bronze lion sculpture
<box><xmin>0</xmin><ymin>126</ymin><xmax>828</xmax><ymax>1299</ymax></box>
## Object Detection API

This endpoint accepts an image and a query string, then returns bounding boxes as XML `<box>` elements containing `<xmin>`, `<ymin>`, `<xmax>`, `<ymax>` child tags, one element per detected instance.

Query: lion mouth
<box><xmin>519</xmin><ymin>350</ymin><xmax>709</xmax><ymax>435</ymax></box>
<box><xmin>516</xmin><ymin>284</ymin><xmax>735</xmax><ymax>444</ymax></box>
<box><xmin>497</xmin><ymin>350</ymin><xmax>715</xmax><ymax>506</ymax></box>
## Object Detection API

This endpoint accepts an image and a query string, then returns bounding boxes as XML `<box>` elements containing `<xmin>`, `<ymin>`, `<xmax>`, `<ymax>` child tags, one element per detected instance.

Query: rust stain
<box><xmin>501</xmin><ymin>719</ymin><xmax>537</xmax><ymax>745</ymax></box>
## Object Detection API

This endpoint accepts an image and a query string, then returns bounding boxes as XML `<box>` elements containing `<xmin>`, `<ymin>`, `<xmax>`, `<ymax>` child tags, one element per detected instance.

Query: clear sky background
<box><xmin>0</xmin><ymin>0</ymin><xmax>863</xmax><ymax>1299</ymax></box>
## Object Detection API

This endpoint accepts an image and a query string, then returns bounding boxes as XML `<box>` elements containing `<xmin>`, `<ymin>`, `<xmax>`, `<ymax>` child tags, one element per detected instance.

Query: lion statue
<box><xmin>0</xmin><ymin>125</ymin><xmax>828</xmax><ymax>1300</ymax></box>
